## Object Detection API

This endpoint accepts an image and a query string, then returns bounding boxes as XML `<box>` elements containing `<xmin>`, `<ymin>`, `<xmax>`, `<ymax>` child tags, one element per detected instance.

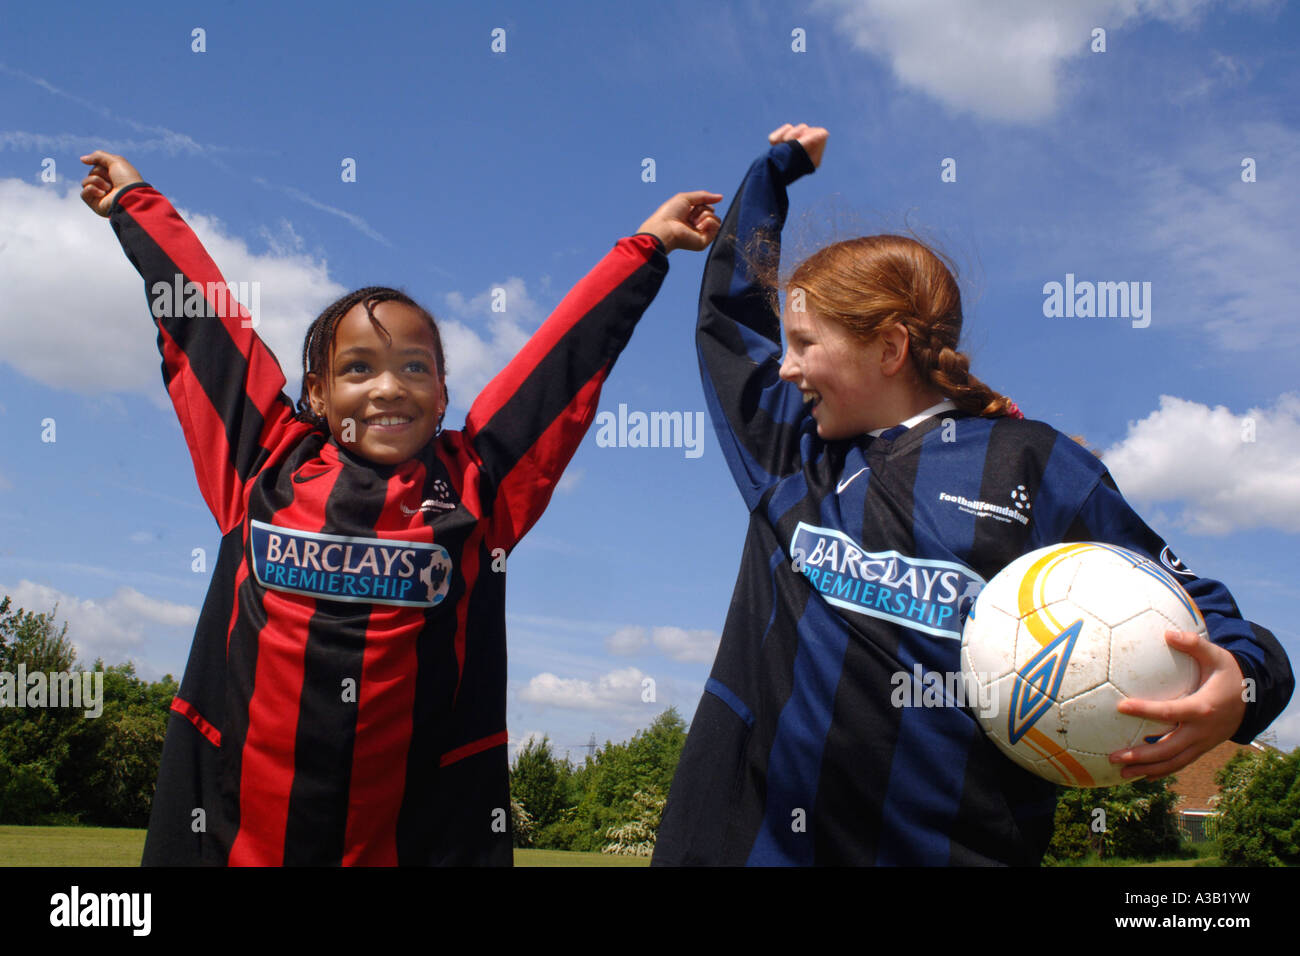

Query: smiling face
<box><xmin>306</xmin><ymin>300</ymin><xmax>447</xmax><ymax>465</ymax></box>
<box><xmin>778</xmin><ymin>302</ymin><xmax>889</xmax><ymax>440</ymax></box>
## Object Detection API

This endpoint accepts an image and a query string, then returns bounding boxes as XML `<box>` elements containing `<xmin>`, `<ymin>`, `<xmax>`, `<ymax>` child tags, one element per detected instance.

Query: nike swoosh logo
<box><xmin>292</xmin><ymin>470</ymin><xmax>330</xmax><ymax>484</ymax></box>
<box><xmin>836</xmin><ymin>467</ymin><xmax>869</xmax><ymax>494</ymax></box>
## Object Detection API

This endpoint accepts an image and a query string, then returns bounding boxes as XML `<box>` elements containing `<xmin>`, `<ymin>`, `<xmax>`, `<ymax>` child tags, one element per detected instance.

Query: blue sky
<box><xmin>1</xmin><ymin>0</ymin><xmax>1297</xmax><ymax>763</ymax></box>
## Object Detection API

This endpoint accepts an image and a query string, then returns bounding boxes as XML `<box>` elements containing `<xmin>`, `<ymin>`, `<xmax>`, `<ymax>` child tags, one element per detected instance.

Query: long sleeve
<box><xmin>697</xmin><ymin>141</ymin><xmax>818</xmax><ymax>511</ymax></box>
<box><xmin>464</xmin><ymin>233</ymin><xmax>669</xmax><ymax>552</ymax></box>
<box><xmin>110</xmin><ymin>183</ymin><xmax>308</xmax><ymax>534</ymax></box>
<box><xmin>1065</xmin><ymin>467</ymin><xmax>1294</xmax><ymax>744</ymax></box>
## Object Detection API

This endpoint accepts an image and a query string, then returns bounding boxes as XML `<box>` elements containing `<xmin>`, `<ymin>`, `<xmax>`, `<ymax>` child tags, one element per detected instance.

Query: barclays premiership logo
<box><xmin>790</xmin><ymin>522</ymin><xmax>984</xmax><ymax>639</ymax></box>
<box><xmin>250</xmin><ymin>520</ymin><xmax>452</xmax><ymax>607</ymax></box>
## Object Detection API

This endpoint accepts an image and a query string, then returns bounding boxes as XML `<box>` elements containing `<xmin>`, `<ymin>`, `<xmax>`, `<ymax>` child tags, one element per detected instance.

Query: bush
<box><xmin>1045</xmin><ymin>777</ymin><xmax>1183</xmax><ymax>863</ymax></box>
<box><xmin>1216</xmin><ymin>748</ymin><xmax>1300</xmax><ymax>867</ymax></box>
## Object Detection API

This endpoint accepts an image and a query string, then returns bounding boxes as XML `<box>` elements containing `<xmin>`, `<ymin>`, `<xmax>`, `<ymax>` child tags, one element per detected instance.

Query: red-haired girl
<box><xmin>654</xmin><ymin>125</ymin><xmax>1292</xmax><ymax>866</ymax></box>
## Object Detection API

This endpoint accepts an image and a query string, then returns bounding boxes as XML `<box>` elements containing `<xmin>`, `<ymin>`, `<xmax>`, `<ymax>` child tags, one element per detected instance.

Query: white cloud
<box><xmin>520</xmin><ymin>666</ymin><xmax>648</xmax><ymax>711</ymax></box>
<box><xmin>651</xmin><ymin>626</ymin><xmax>721</xmax><ymax>663</ymax></box>
<box><xmin>0</xmin><ymin>179</ymin><xmax>346</xmax><ymax>407</ymax></box>
<box><xmin>1132</xmin><ymin>121</ymin><xmax>1300</xmax><ymax>351</ymax></box>
<box><xmin>508</xmin><ymin>729</ymin><xmax>550</xmax><ymax>759</ymax></box>
<box><xmin>1103</xmin><ymin>393</ymin><xmax>1300</xmax><ymax>534</ymax></box>
<box><xmin>605</xmin><ymin>625</ymin><xmax>720</xmax><ymax>662</ymax></box>
<box><xmin>813</xmin><ymin>0</ymin><xmax>1263</xmax><ymax>123</ymax></box>
<box><xmin>0</xmin><ymin>579</ymin><xmax>198</xmax><ymax>665</ymax></box>
<box><xmin>607</xmin><ymin>626</ymin><xmax>649</xmax><ymax>655</ymax></box>
<box><xmin>439</xmin><ymin>277</ymin><xmax>546</xmax><ymax>410</ymax></box>
<box><xmin>557</xmin><ymin>468</ymin><xmax>583</xmax><ymax>494</ymax></box>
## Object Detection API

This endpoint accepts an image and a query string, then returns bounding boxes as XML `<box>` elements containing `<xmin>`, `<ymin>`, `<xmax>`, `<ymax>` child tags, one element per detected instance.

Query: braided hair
<box><xmin>296</xmin><ymin>286</ymin><xmax>448</xmax><ymax>433</ymax></box>
<box><xmin>787</xmin><ymin>235</ymin><xmax>1015</xmax><ymax>418</ymax></box>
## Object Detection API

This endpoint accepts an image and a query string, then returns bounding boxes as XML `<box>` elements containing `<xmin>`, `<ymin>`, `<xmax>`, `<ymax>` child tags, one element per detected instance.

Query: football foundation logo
<box><xmin>250</xmin><ymin>520</ymin><xmax>452</xmax><ymax>607</ymax></box>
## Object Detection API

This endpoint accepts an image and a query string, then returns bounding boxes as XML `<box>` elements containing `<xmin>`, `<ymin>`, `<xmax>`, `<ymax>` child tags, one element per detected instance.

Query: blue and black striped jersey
<box><xmin>109</xmin><ymin>182</ymin><xmax>669</xmax><ymax>865</ymax></box>
<box><xmin>653</xmin><ymin>142</ymin><xmax>1293</xmax><ymax>866</ymax></box>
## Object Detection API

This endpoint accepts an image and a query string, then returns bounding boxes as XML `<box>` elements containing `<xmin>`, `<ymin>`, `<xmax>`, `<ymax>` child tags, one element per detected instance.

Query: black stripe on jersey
<box><xmin>726</xmin><ymin>538</ymin><xmax>803</xmax><ymax>861</ymax></box>
<box><xmin>812</xmin><ymin>435</ymin><xmax>920</xmax><ymax>864</ymax></box>
<box><xmin>112</xmin><ymin>209</ymin><xmax>274</xmax><ymax>487</ymax></box>
<box><xmin>967</xmin><ymin>418</ymin><xmax>1043</xmax><ymax>579</ymax></box>
<box><xmin>697</xmin><ymin>325</ymin><xmax>807</xmax><ymax>475</ymax></box>
<box><xmin>948</xmin><ymin>419</ymin><xmax>1067</xmax><ymax>863</ymax></box>
<box><xmin>142</xmin><ymin>528</ymin><xmax>245</xmax><ymax>866</ymax></box>
<box><xmin>281</xmin><ymin>462</ymin><xmax>387</xmax><ymax>865</ymax></box>
<box><xmin>395</xmin><ymin>522</ymin><xmax>479</xmax><ymax>864</ymax></box>
<box><xmin>470</xmin><ymin>258</ymin><xmax>664</xmax><ymax>498</ymax></box>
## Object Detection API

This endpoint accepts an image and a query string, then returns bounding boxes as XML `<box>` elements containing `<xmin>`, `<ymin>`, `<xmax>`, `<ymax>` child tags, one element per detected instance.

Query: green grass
<box><xmin>514</xmin><ymin>848</ymin><xmax>649</xmax><ymax>867</ymax></box>
<box><xmin>0</xmin><ymin>827</ymin><xmax>649</xmax><ymax>866</ymax></box>
<box><xmin>0</xmin><ymin>825</ymin><xmax>146</xmax><ymax>866</ymax></box>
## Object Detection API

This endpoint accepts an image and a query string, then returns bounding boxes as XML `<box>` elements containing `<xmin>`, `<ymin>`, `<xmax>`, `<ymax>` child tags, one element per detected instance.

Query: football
<box><xmin>960</xmin><ymin>542</ymin><xmax>1204</xmax><ymax>787</ymax></box>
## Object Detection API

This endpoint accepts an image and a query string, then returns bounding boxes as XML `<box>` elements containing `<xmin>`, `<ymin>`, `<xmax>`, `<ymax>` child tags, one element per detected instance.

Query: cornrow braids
<box><xmin>295</xmin><ymin>286</ymin><xmax>449</xmax><ymax>433</ymax></box>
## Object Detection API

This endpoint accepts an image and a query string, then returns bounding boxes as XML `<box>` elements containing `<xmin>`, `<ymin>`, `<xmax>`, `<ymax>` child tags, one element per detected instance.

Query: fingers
<box><xmin>769</xmin><ymin>123</ymin><xmax>801</xmax><ymax>143</ymax></box>
<box><xmin>1161</xmin><ymin>628</ymin><xmax>1217</xmax><ymax>669</ymax></box>
<box><xmin>1117</xmin><ymin>691</ymin><xmax>1211</xmax><ymax>724</ymax></box>
<box><xmin>678</xmin><ymin>189</ymin><xmax>723</xmax><ymax>206</ymax></box>
<box><xmin>80</xmin><ymin>150</ymin><xmax>121</xmax><ymax>167</ymax></box>
<box><xmin>1114</xmin><ymin>738</ymin><xmax>1208</xmax><ymax>780</ymax></box>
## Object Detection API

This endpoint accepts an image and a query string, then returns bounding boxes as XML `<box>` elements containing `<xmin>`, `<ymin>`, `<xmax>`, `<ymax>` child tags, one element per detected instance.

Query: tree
<box><xmin>559</xmin><ymin>708</ymin><xmax>687</xmax><ymax>852</ymax></box>
<box><xmin>510</xmin><ymin>735</ymin><xmax>572</xmax><ymax>844</ymax></box>
<box><xmin>1045</xmin><ymin>777</ymin><xmax>1183</xmax><ymax>863</ymax></box>
<box><xmin>603</xmin><ymin>787</ymin><xmax>666</xmax><ymax>857</ymax></box>
<box><xmin>1216</xmin><ymin>747</ymin><xmax>1300</xmax><ymax>867</ymax></box>
<box><xmin>0</xmin><ymin>597</ymin><xmax>75</xmax><ymax>675</ymax></box>
<box><xmin>0</xmin><ymin>596</ymin><xmax>178</xmax><ymax>826</ymax></box>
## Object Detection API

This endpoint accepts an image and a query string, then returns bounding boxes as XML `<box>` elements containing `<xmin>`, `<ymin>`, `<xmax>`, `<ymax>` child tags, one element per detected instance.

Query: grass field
<box><xmin>0</xmin><ymin>827</ymin><xmax>650</xmax><ymax>867</ymax></box>
<box><xmin>6</xmin><ymin>826</ymin><xmax>1237</xmax><ymax>867</ymax></box>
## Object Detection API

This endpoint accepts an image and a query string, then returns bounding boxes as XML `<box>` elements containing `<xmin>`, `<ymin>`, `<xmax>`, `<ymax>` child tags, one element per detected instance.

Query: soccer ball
<box><xmin>960</xmin><ymin>542</ymin><xmax>1204</xmax><ymax>788</ymax></box>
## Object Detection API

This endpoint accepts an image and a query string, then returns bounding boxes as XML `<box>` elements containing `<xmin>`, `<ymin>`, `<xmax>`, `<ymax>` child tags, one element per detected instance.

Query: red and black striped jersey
<box><xmin>108</xmin><ymin>182</ymin><xmax>668</xmax><ymax>865</ymax></box>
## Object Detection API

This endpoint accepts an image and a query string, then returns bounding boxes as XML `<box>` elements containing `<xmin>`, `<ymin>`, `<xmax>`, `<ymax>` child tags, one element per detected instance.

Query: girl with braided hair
<box><xmin>653</xmin><ymin>125</ymin><xmax>1291</xmax><ymax>866</ymax></box>
<box><xmin>79</xmin><ymin>149</ymin><xmax>722</xmax><ymax>865</ymax></box>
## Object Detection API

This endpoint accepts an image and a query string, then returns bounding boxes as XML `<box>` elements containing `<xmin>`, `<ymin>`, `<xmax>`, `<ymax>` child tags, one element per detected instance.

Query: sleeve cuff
<box><xmin>108</xmin><ymin>181</ymin><xmax>153</xmax><ymax>218</ymax></box>
<box><xmin>631</xmin><ymin>232</ymin><xmax>668</xmax><ymax>255</ymax></box>
<box><xmin>1228</xmin><ymin>651</ymin><xmax>1261</xmax><ymax>744</ymax></box>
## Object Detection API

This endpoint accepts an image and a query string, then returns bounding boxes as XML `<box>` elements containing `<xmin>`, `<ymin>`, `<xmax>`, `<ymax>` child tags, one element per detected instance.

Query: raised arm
<box><xmin>465</xmin><ymin>190</ymin><xmax>720</xmax><ymax>553</ymax></box>
<box><xmin>697</xmin><ymin>126</ymin><xmax>822</xmax><ymax>511</ymax></box>
<box><xmin>83</xmin><ymin>151</ymin><xmax>306</xmax><ymax>533</ymax></box>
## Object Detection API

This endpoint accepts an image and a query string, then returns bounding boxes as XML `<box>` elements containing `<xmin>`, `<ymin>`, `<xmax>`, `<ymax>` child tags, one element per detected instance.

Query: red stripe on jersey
<box><xmin>341</xmin><ymin>463</ymin><xmax>428</xmax><ymax>866</ymax></box>
<box><xmin>117</xmin><ymin>187</ymin><xmax>296</xmax><ymax>531</ymax></box>
<box><xmin>465</xmin><ymin>236</ymin><xmax>657</xmax><ymax>432</ymax></box>
<box><xmin>488</xmin><ymin>369</ymin><xmax>606</xmax><ymax>550</ymax></box>
<box><xmin>439</xmin><ymin>730</ymin><xmax>508</xmax><ymax>768</ymax></box>
<box><xmin>437</xmin><ymin>433</ymin><xmax>484</xmax><ymax>522</ymax></box>
<box><xmin>228</xmin><ymin>465</ymin><xmax>343</xmax><ymax>866</ymax></box>
<box><xmin>171</xmin><ymin>696</ymin><xmax>221</xmax><ymax>747</ymax></box>
<box><xmin>154</xmin><ymin>320</ymin><xmax>243</xmax><ymax>533</ymax></box>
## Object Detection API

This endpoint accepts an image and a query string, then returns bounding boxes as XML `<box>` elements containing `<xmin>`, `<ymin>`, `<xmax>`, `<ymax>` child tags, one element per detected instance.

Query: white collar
<box><xmin>867</xmin><ymin>399</ymin><xmax>958</xmax><ymax>438</ymax></box>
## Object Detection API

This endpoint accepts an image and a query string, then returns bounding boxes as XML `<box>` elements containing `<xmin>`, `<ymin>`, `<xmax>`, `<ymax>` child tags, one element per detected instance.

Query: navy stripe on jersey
<box><xmin>656</xmin><ymin>142</ymin><xmax>1292</xmax><ymax>869</ymax></box>
<box><xmin>697</xmin><ymin>142</ymin><xmax>818</xmax><ymax>509</ymax></box>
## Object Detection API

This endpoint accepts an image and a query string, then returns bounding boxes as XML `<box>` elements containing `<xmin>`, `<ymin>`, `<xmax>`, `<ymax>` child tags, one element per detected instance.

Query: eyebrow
<box><xmin>335</xmin><ymin>346</ymin><xmax>435</xmax><ymax>360</ymax></box>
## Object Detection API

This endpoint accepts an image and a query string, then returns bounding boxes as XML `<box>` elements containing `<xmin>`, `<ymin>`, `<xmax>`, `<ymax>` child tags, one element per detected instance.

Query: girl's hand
<box><xmin>79</xmin><ymin>150</ymin><xmax>145</xmax><ymax>217</ymax></box>
<box><xmin>769</xmin><ymin>123</ymin><xmax>828</xmax><ymax>168</ymax></box>
<box><xmin>637</xmin><ymin>190</ymin><xmax>723</xmax><ymax>254</ymax></box>
<box><xmin>1110</xmin><ymin>630</ymin><xmax>1250</xmax><ymax>780</ymax></box>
